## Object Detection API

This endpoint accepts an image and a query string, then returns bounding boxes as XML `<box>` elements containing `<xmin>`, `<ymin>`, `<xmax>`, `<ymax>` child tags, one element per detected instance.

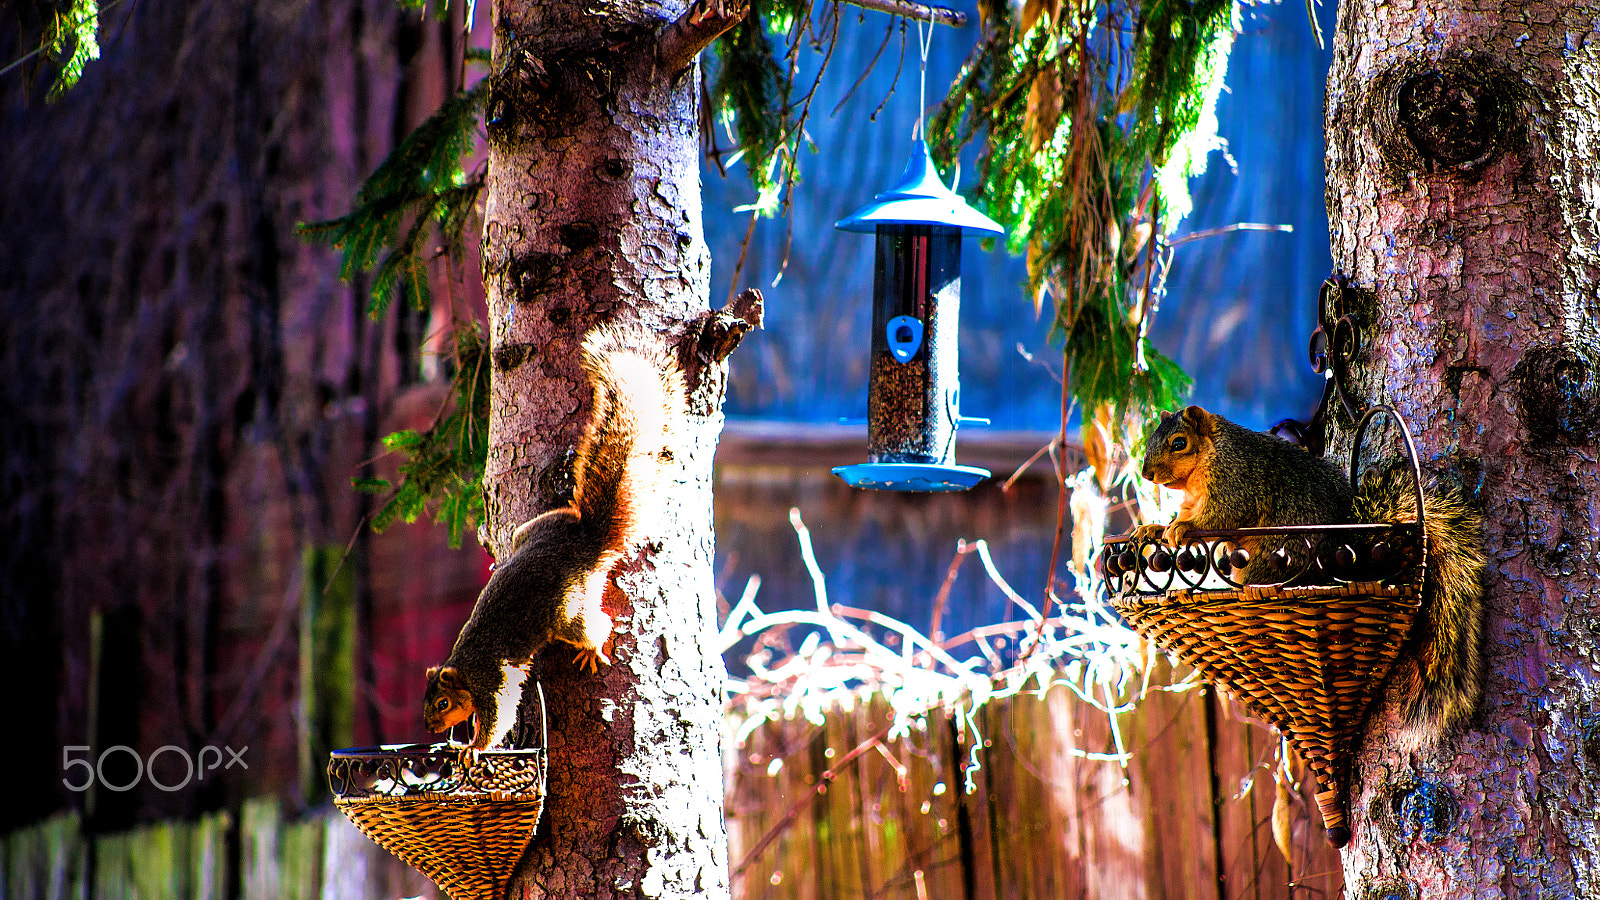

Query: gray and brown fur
<box><xmin>422</xmin><ymin>325</ymin><xmax>684</xmax><ymax>749</ymax></box>
<box><xmin>1135</xmin><ymin>405</ymin><xmax>1355</xmax><ymax>584</ymax></box>
<box><xmin>1354</xmin><ymin>462</ymin><xmax>1487</xmax><ymax>743</ymax></box>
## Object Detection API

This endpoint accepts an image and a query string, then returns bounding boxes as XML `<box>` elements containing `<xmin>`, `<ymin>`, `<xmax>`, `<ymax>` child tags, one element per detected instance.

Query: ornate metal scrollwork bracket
<box><xmin>1273</xmin><ymin>273</ymin><xmax>1368</xmax><ymax>456</ymax></box>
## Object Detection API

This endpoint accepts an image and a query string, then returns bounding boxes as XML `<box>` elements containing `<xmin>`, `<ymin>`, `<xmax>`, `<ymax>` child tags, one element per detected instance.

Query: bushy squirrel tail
<box><xmin>570</xmin><ymin>325</ymin><xmax>686</xmax><ymax>557</ymax></box>
<box><xmin>1355</xmin><ymin>464</ymin><xmax>1487</xmax><ymax>743</ymax></box>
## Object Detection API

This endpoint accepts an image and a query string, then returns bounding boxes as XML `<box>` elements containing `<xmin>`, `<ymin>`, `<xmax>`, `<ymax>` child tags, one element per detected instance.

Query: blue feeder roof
<box><xmin>835</xmin><ymin>140</ymin><xmax>1005</xmax><ymax>236</ymax></box>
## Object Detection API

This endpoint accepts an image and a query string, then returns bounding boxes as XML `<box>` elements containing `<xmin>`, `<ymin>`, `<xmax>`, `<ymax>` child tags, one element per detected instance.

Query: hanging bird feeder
<box><xmin>1098</xmin><ymin>406</ymin><xmax>1430</xmax><ymax>848</ymax></box>
<box><xmin>328</xmin><ymin>687</ymin><xmax>550</xmax><ymax>899</ymax></box>
<box><xmin>832</xmin><ymin>139</ymin><xmax>1005</xmax><ymax>492</ymax></box>
<box><xmin>328</xmin><ymin>743</ymin><xmax>547</xmax><ymax>900</ymax></box>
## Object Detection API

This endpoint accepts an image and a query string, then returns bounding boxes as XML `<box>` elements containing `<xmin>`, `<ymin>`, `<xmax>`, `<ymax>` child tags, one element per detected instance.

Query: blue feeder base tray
<box><xmin>832</xmin><ymin>462</ymin><xmax>990</xmax><ymax>492</ymax></box>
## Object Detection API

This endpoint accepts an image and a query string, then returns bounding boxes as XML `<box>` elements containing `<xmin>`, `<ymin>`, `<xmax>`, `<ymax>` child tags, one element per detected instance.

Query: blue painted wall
<box><xmin>705</xmin><ymin>0</ymin><xmax>1337</xmax><ymax>432</ymax></box>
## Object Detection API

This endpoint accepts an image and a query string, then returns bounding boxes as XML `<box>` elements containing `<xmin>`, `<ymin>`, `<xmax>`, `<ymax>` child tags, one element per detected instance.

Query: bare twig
<box><xmin>732</xmin><ymin>723</ymin><xmax>894</xmax><ymax>878</ymax></box>
<box><xmin>927</xmin><ymin>539</ymin><xmax>977</xmax><ymax>640</ymax></box>
<box><xmin>1168</xmin><ymin>221</ymin><xmax>1294</xmax><ymax>248</ymax></box>
<box><xmin>831</xmin><ymin>18</ymin><xmax>898</xmax><ymax>117</ymax></box>
<box><xmin>1002</xmin><ymin>436</ymin><xmax>1058</xmax><ymax>491</ymax></box>
<box><xmin>726</xmin><ymin>507</ymin><xmax>1147</xmax><ymax>800</ymax></box>
<box><xmin>838</xmin><ymin>0</ymin><xmax>967</xmax><ymax>27</ymax></box>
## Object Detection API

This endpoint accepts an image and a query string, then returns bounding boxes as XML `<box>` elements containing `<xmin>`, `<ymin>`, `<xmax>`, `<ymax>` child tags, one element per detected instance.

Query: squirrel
<box><xmin>1133</xmin><ymin>405</ymin><xmax>1354</xmax><ymax>585</ymax></box>
<box><xmin>1133</xmin><ymin>405</ymin><xmax>1486</xmax><ymax>742</ymax></box>
<box><xmin>423</xmin><ymin>325</ymin><xmax>685</xmax><ymax>750</ymax></box>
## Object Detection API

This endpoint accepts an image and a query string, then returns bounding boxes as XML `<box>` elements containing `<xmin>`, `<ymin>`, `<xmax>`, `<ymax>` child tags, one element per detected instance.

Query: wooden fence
<box><xmin>727</xmin><ymin>677</ymin><xmax>1344</xmax><ymax>900</ymax></box>
<box><xmin>4</xmin><ymin>679</ymin><xmax>1342</xmax><ymax>900</ymax></box>
<box><xmin>1</xmin><ymin>800</ymin><xmax>428</xmax><ymax>900</ymax></box>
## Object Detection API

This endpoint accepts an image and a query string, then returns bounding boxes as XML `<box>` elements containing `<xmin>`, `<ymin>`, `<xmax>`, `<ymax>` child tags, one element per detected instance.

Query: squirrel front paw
<box><xmin>1130</xmin><ymin>523</ymin><xmax>1167</xmax><ymax>544</ymax></box>
<box><xmin>1161</xmin><ymin>520</ymin><xmax>1195</xmax><ymax>546</ymax></box>
<box><xmin>1130</xmin><ymin>520</ymin><xmax>1195</xmax><ymax>546</ymax></box>
<box><xmin>572</xmin><ymin>647</ymin><xmax>611</xmax><ymax>674</ymax></box>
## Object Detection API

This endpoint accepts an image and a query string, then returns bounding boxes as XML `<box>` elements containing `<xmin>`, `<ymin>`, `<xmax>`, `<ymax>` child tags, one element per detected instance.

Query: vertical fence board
<box><xmin>1058</xmin><ymin>683</ymin><xmax>1150</xmax><ymax>900</ymax></box>
<box><xmin>3</xmin><ymin>813</ymin><xmax>84</xmax><ymax>900</ymax></box>
<box><xmin>1128</xmin><ymin>666</ymin><xmax>1222</xmax><ymax>900</ymax></box>
<box><xmin>280</xmin><ymin>808</ymin><xmax>326</xmax><ymax>900</ymax></box>
<box><xmin>1213</xmin><ymin>696</ymin><xmax>1290</xmax><ymax>900</ymax></box>
<box><xmin>241</xmin><ymin>798</ymin><xmax>283</xmax><ymax>900</ymax></box>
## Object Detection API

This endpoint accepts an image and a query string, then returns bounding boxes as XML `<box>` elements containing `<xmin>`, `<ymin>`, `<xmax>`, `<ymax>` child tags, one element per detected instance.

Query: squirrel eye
<box><xmin>434</xmin><ymin>697</ymin><xmax>450</xmax><ymax>712</ymax></box>
<box><xmin>1171</xmin><ymin>436</ymin><xmax>1187</xmax><ymax>452</ymax></box>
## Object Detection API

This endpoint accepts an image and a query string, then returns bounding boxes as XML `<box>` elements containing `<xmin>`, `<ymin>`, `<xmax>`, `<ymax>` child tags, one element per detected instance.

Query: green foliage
<box><xmin>706</xmin><ymin>0</ymin><xmax>1230</xmax><ymax>439</ymax></box>
<box><xmin>298</xmin><ymin>545</ymin><xmax>354</xmax><ymax>802</ymax></box>
<box><xmin>355</xmin><ymin>324</ymin><xmax>491</xmax><ymax>549</ymax></box>
<box><xmin>42</xmin><ymin>0</ymin><xmax>100</xmax><ymax>101</ymax></box>
<box><xmin>299</xmin><ymin>43</ymin><xmax>496</xmax><ymax>544</ymax></box>
<box><xmin>928</xmin><ymin>0</ymin><xmax>1233</xmax><ymax>436</ymax></box>
<box><xmin>705</xmin><ymin>0</ymin><xmax>813</xmax><ymax>215</ymax></box>
<box><xmin>390</xmin><ymin>0</ymin><xmax>461</xmax><ymax>20</ymax></box>
<box><xmin>313</xmin><ymin>0</ymin><xmax>1230</xmax><ymax>541</ymax></box>
<box><xmin>298</xmin><ymin>76</ymin><xmax>490</xmax><ymax>317</ymax></box>
<box><xmin>1062</xmin><ymin>298</ymin><xmax>1193</xmax><ymax>424</ymax></box>
<box><xmin>1128</xmin><ymin>0</ymin><xmax>1235</xmax><ymax>223</ymax></box>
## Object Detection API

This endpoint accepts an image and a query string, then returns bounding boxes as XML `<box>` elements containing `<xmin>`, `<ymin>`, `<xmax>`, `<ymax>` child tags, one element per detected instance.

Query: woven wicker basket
<box><xmin>328</xmin><ymin>744</ymin><xmax>546</xmax><ymax>900</ymax></box>
<box><xmin>1112</xmin><ymin>579</ymin><xmax>1419</xmax><ymax>845</ymax></box>
<box><xmin>1104</xmin><ymin>406</ymin><xmax>1427</xmax><ymax>847</ymax></box>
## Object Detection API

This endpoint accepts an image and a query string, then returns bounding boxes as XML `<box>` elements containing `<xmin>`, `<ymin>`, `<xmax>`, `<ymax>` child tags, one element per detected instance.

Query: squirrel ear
<box><xmin>1182</xmin><ymin>405</ymin><xmax>1211</xmax><ymax>435</ymax></box>
<box><xmin>1159</xmin><ymin>409</ymin><xmax>1174</xmax><ymax>423</ymax></box>
<box><xmin>425</xmin><ymin>665</ymin><xmax>441</xmax><ymax>682</ymax></box>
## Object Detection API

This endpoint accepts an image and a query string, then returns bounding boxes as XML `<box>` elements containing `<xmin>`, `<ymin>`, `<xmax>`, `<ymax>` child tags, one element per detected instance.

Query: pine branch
<box><xmin>298</xmin><ymin>78</ymin><xmax>491</xmax><ymax>315</ymax></box>
<box><xmin>357</xmin><ymin>324</ymin><xmax>491</xmax><ymax>547</ymax></box>
<box><xmin>836</xmin><ymin>0</ymin><xmax>966</xmax><ymax>27</ymax></box>
<box><xmin>924</xmin><ymin>0</ymin><xmax>1233</xmax><ymax>427</ymax></box>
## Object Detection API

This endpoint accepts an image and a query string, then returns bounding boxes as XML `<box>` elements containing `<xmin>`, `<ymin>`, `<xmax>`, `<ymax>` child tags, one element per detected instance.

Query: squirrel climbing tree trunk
<box><xmin>479</xmin><ymin>0</ymin><xmax>750</xmax><ymax>895</ymax></box>
<box><xmin>1325</xmin><ymin>0</ymin><xmax>1600</xmax><ymax>894</ymax></box>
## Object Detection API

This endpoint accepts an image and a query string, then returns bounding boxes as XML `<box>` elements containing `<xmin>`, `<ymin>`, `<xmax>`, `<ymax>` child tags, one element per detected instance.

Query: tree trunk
<box><xmin>1325</xmin><ymin>1</ymin><xmax>1600</xmax><ymax>895</ymax></box>
<box><xmin>479</xmin><ymin>0</ymin><xmax>746</xmax><ymax>895</ymax></box>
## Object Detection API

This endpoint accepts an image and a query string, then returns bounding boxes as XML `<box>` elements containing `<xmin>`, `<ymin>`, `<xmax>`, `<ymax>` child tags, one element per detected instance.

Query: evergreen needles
<box><xmin>298</xmin><ymin>75</ymin><xmax>490</xmax><ymax>317</ymax></box>
<box><xmin>32</xmin><ymin>0</ymin><xmax>101</xmax><ymax>101</ymax></box>
<box><xmin>300</xmin><ymin>67</ymin><xmax>492</xmax><ymax>548</ymax></box>
<box><xmin>309</xmin><ymin>0</ymin><xmax>1239</xmax><ymax>538</ymax></box>
<box><xmin>708</xmin><ymin>0</ymin><xmax>799</xmax><ymax>214</ymax></box>
<box><xmin>353</xmin><ymin>324</ymin><xmax>491</xmax><ymax>549</ymax></box>
<box><xmin>927</xmin><ymin>0</ymin><xmax>1234</xmax><ymax>429</ymax></box>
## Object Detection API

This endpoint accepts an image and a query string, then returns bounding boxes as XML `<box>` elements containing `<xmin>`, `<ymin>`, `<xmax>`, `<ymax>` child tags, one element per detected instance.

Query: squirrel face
<box><xmin>1142</xmin><ymin>406</ymin><xmax>1214</xmax><ymax>492</ymax></box>
<box><xmin>423</xmin><ymin>665</ymin><xmax>476</xmax><ymax>735</ymax></box>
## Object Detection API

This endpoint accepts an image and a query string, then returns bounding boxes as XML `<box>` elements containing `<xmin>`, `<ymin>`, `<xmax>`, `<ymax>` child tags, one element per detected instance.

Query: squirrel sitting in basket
<box><xmin>422</xmin><ymin>325</ymin><xmax>684</xmax><ymax>751</ymax></box>
<box><xmin>1134</xmin><ymin>405</ymin><xmax>1487</xmax><ymax>743</ymax></box>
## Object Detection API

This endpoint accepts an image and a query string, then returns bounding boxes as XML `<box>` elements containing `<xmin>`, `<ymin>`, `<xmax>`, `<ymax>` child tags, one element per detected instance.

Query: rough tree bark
<box><xmin>478</xmin><ymin>0</ymin><xmax>752</xmax><ymax>895</ymax></box>
<box><xmin>1325</xmin><ymin>0</ymin><xmax>1600</xmax><ymax>896</ymax></box>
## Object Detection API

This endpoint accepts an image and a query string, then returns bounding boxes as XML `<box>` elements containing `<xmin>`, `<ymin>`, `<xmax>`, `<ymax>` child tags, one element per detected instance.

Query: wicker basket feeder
<box><xmin>328</xmin><ymin>743</ymin><xmax>547</xmax><ymax>900</ymax></box>
<box><xmin>1101</xmin><ymin>406</ymin><xmax>1427</xmax><ymax>848</ymax></box>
